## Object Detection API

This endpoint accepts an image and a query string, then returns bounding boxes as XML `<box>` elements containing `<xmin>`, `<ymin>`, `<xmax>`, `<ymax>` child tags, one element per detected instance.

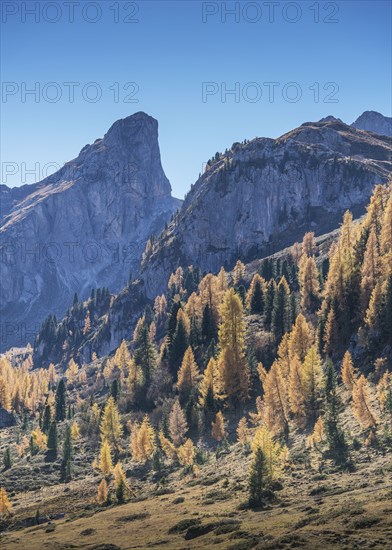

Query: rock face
<box><xmin>352</xmin><ymin>111</ymin><xmax>392</xmax><ymax>137</ymax></box>
<box><xmin>0</xmin><ymin>112</ymin><xmax>181</xmax><ymax>351</ymax></box>
<box><xmin>142</xmin><ymin>119</ymin><xmax>392</xmax><ymax>298</ymax></box>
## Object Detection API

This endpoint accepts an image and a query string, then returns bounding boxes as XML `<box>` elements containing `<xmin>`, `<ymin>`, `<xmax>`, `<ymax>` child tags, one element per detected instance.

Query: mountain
<box><xmin>141</xmin><ymin>118</ymin><xmax>392</xmax><ymax>299</ymax></box>
<box><xmin>0</xmin><ymin>112</ymin><xmax>181</xmax><ymax>351</ymax></box>
<box><xmin>351</xmin><ymin>110</ymin><xmax>392</xmax><ymax>136</ymax></box>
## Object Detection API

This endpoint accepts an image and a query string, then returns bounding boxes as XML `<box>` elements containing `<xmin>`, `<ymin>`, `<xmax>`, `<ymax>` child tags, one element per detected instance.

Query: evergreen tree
<box><xmin>324</xmin><ymin>360</ymin><xmax>348</xmax><ymax>465</ymax></box>
<box><xmin>169</xmin><ymin>399</ymin><xmax>188</xmax><ymax>446</ymax></box>
<box><xmin>248</xmin><ymin>446</ymin><xmax>266</xmax><ymax>509</ymax></box>
<box><xmin>55</xmin><ymin>379</ymin><xmax>66</xmax><ymax>422</ymax></box>
<box><xmin>47</xmin><ymin>422</ymin><xmax>58</xmax><ymax>458</ymax></box>
<box><xmin>271</xmin><ymin>277</ymin><xmax>290</xmax><ymax>342</ymax></box>
<box><xmin>60</xmin><ymin>424</ymin><xmax>73</xmax><ymax>482</ymax></box>
<box><xmin>3</xmin><ymin>447</ymin><xmax>12</xmax><ymax>470</ymax></box>
<box><xmin>177</xmin><ymin>347</ymin><xmax>201</xmax><ymax>402</ymax></box>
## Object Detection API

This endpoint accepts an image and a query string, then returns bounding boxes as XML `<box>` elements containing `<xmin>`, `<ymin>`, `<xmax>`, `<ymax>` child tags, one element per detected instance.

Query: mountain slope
<box><xmin>141</xmin><ymin>119</ymin><xmax>392</xmax><ymax>298</ymax></box>
<box><xmin>0</xmin><ymin>112</ymin><xmax>181</xmax><ymax>351</ymax></box>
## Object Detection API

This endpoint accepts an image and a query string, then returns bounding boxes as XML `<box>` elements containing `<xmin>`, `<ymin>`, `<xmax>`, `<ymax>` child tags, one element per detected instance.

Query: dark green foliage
<box><xmin>248</xmin><ymin>447</ymin><xmax>266</xmax><ymax>509</ymax></box>
<box><xmin>55</xmin><ymin>379</ymin><xmax>66</xmax><ymax>422</ymax></box>
<box><xmin>271</xmin><ymin>282</ymin><xmax>290</xmax><ymax>342</ymax></box>
<box><xmin>47</xmin><ymin>422</ymin><xmax>58</xmax><ymax>458</ymax></box>
<box><xmin>169</xmin><ymin>311</ymin><xmax>189</xmax><ymax>376</ymax></box>
<box><xmin>60</xmin><ymin>424</ymin><xmax>73</xmax><ymax>482</ymax></box>
<box><xmin>3</xmin><ymin>447</ymin><xmax>12</xmax><ymax>470</ymax></box>
<box><xmin>324</xmin><ymin>359</ymin><xmax>348</xmax><ymax>465</ymax></box>
<box><xmin>264</xmin><ymin>279</ymin><xmax>276</xmax><ymax>329</ymax></box>
<box><xmin>202</xmin><ymin>303</ymin><xmax>216</xmax><ymax>342</ymax></box>
<box><xmin>134</xmin><ymin>317</ymin><xmax>158</xmax><ymax>389</ymax></box>
<box><xmin>250</xmin><ymin>278</ymin><xmax>264</xmax><ymax>314</ymax></box>
<box><xmin>111</xmin><ymin>379</ymin><xmax>121</xmax><ymax>402</ymax></box>
<box><xmin>116</xmin><ymin>477</ymin><xmax>127</xmax><ymax>504</ymax></box>
<box><xmin>42</xmin><ymin>404</ymin><xmax>51</xmax><ymax>434</ymax></box>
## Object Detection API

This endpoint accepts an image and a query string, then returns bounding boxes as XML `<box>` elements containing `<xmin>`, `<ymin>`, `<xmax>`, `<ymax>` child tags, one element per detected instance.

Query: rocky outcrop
<box><xmin>352</xmin><ymin>111</ymin><xmax>392</xmax><ymax>137</ymax></box>
<box><xmin>0</xmin><ymin>112</ymin><xmax>181</xmax><ymax>351</ymax></box>
<box><xmin>141</xmin><ymin>119</ymin><xmax>392</xmax><ymax>298</ymax></box>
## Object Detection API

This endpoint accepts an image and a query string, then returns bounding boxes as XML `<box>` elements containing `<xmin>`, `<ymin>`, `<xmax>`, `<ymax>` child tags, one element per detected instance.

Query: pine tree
<box><xmin>169</xmin><ymin>309</ymin><xmax>190</xmax><ymax>376</ymax></box>
<box><xmin>323</xmin><ymin>306</ymin><xmax>339</xmax><ymax>356</ymax></box>
<box><xmin>264</xmin><ymin>279</ymin><xmax>276</xmax><ymax>329</ymax></box>
<box><xmin>42</xmin><ymin>404</ymin><xmax>52</xmax><ymax>434</ymax></box>
<box><xmin>177</xmin><ymin>347</ymin><xmax>201</xmax><ymax>401</ymax></box>
<box><xmin>211</xmin><ymin>411</ymin><xmax>226</xmax><ymax>441</ymax></box>
<box><xmin>324</xmin><ymin>360</ymin><xmax>348</xmax><ymax>464</ymax></box>
<box><xmin>47</xmin><ymin>422</ymin><xmax>58</xmax><ymax>457</ymax></box>
<box><xmin>271</xmin><ymin>276</ymin><xmax>291</xmax><ymax>342</ymax></box>
<box><xmin>246</xmin><ymin>274</ymin><xmax>265</xmax><ymax>314</ymax></box>
<box><xmin>216</xmin><ymin>289</ymin><xmax>249</xmax><ymax>404</ymax></box>
<box><xmin>55</xmin><ymin>379</ymin><xmax>66</xmax><ymax>422</ymax></box>
<box><xmin>3</xmin><ymin>447</ymin><xmax>12</xmax><ymax>470</ymax></box>
<box><xmin>341</xmin><ymin>351</ymin><xmax>357</xmax><ymax>390</ymax></box>
<box><xmin>0</xmin><ymin>487</ymin><xmax>12</xmax><ymax>517</ymax></box>
<box><xmin>169</xmin><ymin>400</ymin><xmax>188</xmax><ymax>446</ymax></box>
<box><xmin>100</xmin><ymin>396</ymin><xmax>123</xmax><ymax>450</ymax></box>
<box><xmin>99</xmin><ymin>439</ymin><xmax>113</xmax><ymax>476</ymax></box>
<box><xmin>248</xmin><ymin>446</ymin><xmax>266</xmax><ymax>508</ymax></box>
<box><xmin>352</xmin><ymin>375</ymin><xmax>377</xmax><ymax>431</ymax></box>
<box><xmin>60</xmin><ymin>424</ymin><xmax>73</xmax><ymax>482</ymax></box>
<box><xmin>133</xmin><ymin>316</ymin><xmax>158</xmax><ymax>388</ymax></box>
<box><xmin>97</xmin><ymin>478</ymin><xmax>109</xmax><ymax>505</ymax></box>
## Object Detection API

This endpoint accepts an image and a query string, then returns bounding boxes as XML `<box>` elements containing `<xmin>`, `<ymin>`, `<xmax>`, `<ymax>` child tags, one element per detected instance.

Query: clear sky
<box><xmin>1</xmin><ymin>0</ymin><xmax>391</xmax><ymax>198</ymax></box>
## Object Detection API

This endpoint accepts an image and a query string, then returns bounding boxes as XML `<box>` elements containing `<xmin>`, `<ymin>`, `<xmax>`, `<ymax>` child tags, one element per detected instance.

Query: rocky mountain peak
<box><xmin>351</xmin><ymin>111</ymin><xmax>392</xmax><ymax>137</ymax></box>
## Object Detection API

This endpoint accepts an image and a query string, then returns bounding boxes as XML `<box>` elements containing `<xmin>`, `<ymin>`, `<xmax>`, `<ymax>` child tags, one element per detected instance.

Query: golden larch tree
<box><xmin>341</xmin><ymin>351</ymin><xmax>357</xmax><ymax>390</ymax></box>
<box><xmin>211</xmin><ymin>410</ymin><xmax>226</xmax><ymax>441</ymax></box>
<box><xmin>169</xmin><ymin>399</ymin><xmax>188</xmax><ymax>446</ymax></box>
<box><xmin>199</xmin><ymin>357</ymin><xmax>218</xmax><ymax>407</ymax></box>
<box><xmin>100</xmin><ymin>396</ymin><xmax>123</xmax><ymax>449</ymax></box>
<box><xmin>99</xmin><ymin>439</ymin><xmax>113</xmax><ymax>476</ymax></box>
<box><xmin>177</xmin><ymin>346</ymin><xmax>201</xmax><ymax>399</ymax></box>
<box><xmin>0</xmin><ymin>487</ymin><xmax>12</xmax><ymax>517</ymax></box>
<box><xmin>97</xmin><ymin>478</ymin><xmax>109</xmax><ymax>504</ymax></box>
<box><xmin>352</xmin><ymin>375</ymin><xmax>377</xmax><ymax>430</ymax></box>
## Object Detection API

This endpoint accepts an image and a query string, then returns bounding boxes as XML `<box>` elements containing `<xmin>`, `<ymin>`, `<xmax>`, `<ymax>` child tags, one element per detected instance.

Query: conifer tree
<box><xmin>99</xmin><ymin>439</ymin><xmax>113</xmax><ymax>476</ymax></box>
<box><xmin>159</xmin><ymin>431</ymin><xmax>177</xmax><ymax>460</ymax></box>
<box><xmin>3</xmin><ymin>447</ymin><xmax>12</xmax><ymax>470</ymax></box>
<box><xmin>262</xmin><ymin>361</ymin><xmax>289</xmax><ymax>438</ymax></box>
<box><xmin>360</xmin><ymin>228</ymin><xmax>380</xmax><ymax>310</ymax></box>
<box><xmin>0</xmin><ymin>377</ymin><xmax>11</xmax><ymax>411</ymax></box>
<box><xmin>299</xmin><ymin>255</ymin><xmax>320</xmax><ymax>313</ymax></box>
<box><xmin>177</xmin><ymin>438</ymin><xmax>196</xmax><ymax>466</ymax></box>
<box><xmin>71</xmin><ymin>421</ymin><xmax>80</xmax><ymax>440</ymax></box>
<box><xmin>264</xmin><ymin>279</ymin><xmax>276</xmax><ymax>329</ymax></box>
<box><xmin>100</xmin><ymin>396</ymin><xmax>123</xmax><ymax>450</ymax></box>
<box><xmin>216</xmin><ymin>289</ymin><xmax>249</xmax><ymax>404</ymax></box>
<box><xmin>177</xmin><ymin>347</ymin><xmax>201</xmax><ymax>401</ymax></box>
<box><xmin>237</xmin><ymin>416</ymin><xmax>249</xmax><ymax>446</ymax></box>
<box><xmin>130</xmin><ymin>416</ymin><xmax>156</xmax><ymax>463</ymax></box>
<box><xmin>248</xmin><ymin>446</ymin><xmax>266</xmax><ymax>508</ymax></box>
<box><xmin>169</xmin><ymin>400</ymin><xmax>188</xmax><ymax>446</ymax></box>
<box><xmin>352</xmin><ymin>375</ymin><xmax>377</xmax><ymax>431</ymax></box>
<box><xmin>271</xmin><ymin>276</ymin><xmax>291</xmax><ymax>342</ymax></box>
<box><xmin>47</xmin><ymin>422</ymin><xmax>58</xmax><ymax>457</ymax></box>
<box><xmin>199</xmin><ymin>357</ymin><xmax>217</xmax><ymax>410</ymax></box>
<box><xmin>302</xmin><ymin>345</ymin><xmax>324</xmax><ymax>425</ymax></box>
<box><xmin>60</xmin><ymin>424</ymin><xmax>73</xmax><ymax>482</ymax></box>
<box><xmin>211</xmin><ymin>411</ymin><xmax>226</xmax><ymax>441</ymax></box>
<box><xmin>97</xmin><ymin>478</ymin><xmax>109</xmax><ymax>505</ymax></box>
<box><xmin>133</xmin><ymin>315</ymin><xmax>158</xmax><ymax>388</ymax></box>
<box><xmin>289</xmin><ymin>313</ymin><xmax>313</xmax><ymax>362</ymax></box>
<box><xmin>246</xmin><ymin>274</ymin><xmax>265</xmax><ymax>314</ymax></box>
<box><xmin>324</xmin><ymin>360</ymin><xmax>348</xmax><ymax>464</ymax></box>
<box><xmin>341</xmin><ymin>351</ymin><xmax>357</xmax><ymax>390</ymax></box>
<box><xmin>114</xmin><ymin>462</ymin><xmax>129</xmax><ymax>503</ymax></box>
<box><xmin>55</xmin><ymin>379</ymin><xmax>66</xmax><ymax>422</ymax></box>
<box><xmin>0</xmin><ymin>487</ymin><xmax>12</xmax><ymax>517</ymax></box>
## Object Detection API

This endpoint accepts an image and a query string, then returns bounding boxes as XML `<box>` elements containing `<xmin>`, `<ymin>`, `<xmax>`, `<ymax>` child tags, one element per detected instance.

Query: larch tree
<box><xmin>216</xmin><ymin>289</ymin><xmax>249</xmax><ymax>404</ymax></box>
<box><xmin>237</xmin><ymin>416</ymin><xmax>249</xmax><ymax>446</ymax></box>
<box><xmin>341</xmin><ymin>351</ymin><xmax>357</xmax><ymax>390</ymax></box>
<box><xmin>211</xmin><ymin>410</ymin><xmax>226</xmax><ymax>442</ymax></box>
<box><xmin>199</xmin><ymin>357</ymin><xmax>218</xmax><ymax>409</ymax></box>
<box><xmin>177</xmin><ymin>347</ymin><xmax>201</xmax><ymax>401</ymax></box>
<box><xmin>262</xmin><ymin>360</ymin><xmax>289</xmax><ymax>439</ymax></box>
<box><xmin>248</xmin><ymin>446</ymin><xmax>266</xmax><ymax>508</ymax></box>
<box><xmin>251</xmin><ymin>426</ymin><xmax>286</xmax><ymax>482</ymax></box>
<box><xmin>352</xmin><ymin>375</ymin><xmax>377</xmax><ymax>431</ymax></box>
<box><xmin>233</xmin><ymin>260</ymin><xmax>246</xmax><ymax>285</ymax></box>
<box><xmin>169</xmin><ymin>399</ymin><xmax>188</xmax><ymax>446</ymax></box>
<box><xmin>302</xmin><ymin>231</ymin><xmax>317</xmax><ymax>257</ymax></box>
<box><xmin>0</xmin><ymin>377</ymin><xmax>11</xmax><ymax>411</ymax></box>
<box><xmin>323</xmin><ymin>307</ymin><xmax>339</xmax><ymax>356</ymax></box>
<box><xmin>299</xmin><ymin>255</ymin><xmax>320</xmax><ymax>313</ymax></box>
<box><xmin>71</xmin><ymin>421</ymin><xmax>80</xmax><ymax>441</ymax></box>
<box><xmin>360</xmin><ymin>228</ymin><xmax>381</xmax><ymax>310</ymax></box>
<box><xmin>100</xmin><ymin>396</ymin><xmax>123</xmax><ymax>450</ymax></box>
<box><xmin>271</xmin><ymin>276</ymin><xmax>291</xmax><ymax>342</ymax></box>
<box><xmin>177</xmin><ymin>438</ymin><xmax>196</xmax><ymax>466</ymax></box>
<box><xmin>99</xmin><ymin>439</ymin><xmax>113</xmax><ymax>477</ymax></box>
<box><xmin>131</xmin><ymin>416</ymin><xmax>156</xmax><ymax>463</ymax></box>
<box><xmin>289</xmin><ymin>313</ymin><xmax>313</xmax><ymax>362</ymax></box>
<box><xmin>288</xmin><ymin>355</ymin><xmax>305</xmax><ymax>421</ymax></box>
<box><xmin>65</xmin><ymin>359</ymin><xmax>79</xmax><ymax>385</ymax></box>
<box><xmin>97</xmin><ymin>478</ymin><xmax>109</xmax><ymax>505</ymax></box>
<box><xmin>0</xmin><ymin>487</ymin><xmax>12</xmax><ymax>517</ymax></box>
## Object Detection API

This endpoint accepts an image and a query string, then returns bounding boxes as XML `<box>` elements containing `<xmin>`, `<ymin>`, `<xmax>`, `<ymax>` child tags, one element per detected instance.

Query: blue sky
<box><xmin>1</xmin><ymin>0</ymin><xmax>391</xmax><ymax>198</ymax></box>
